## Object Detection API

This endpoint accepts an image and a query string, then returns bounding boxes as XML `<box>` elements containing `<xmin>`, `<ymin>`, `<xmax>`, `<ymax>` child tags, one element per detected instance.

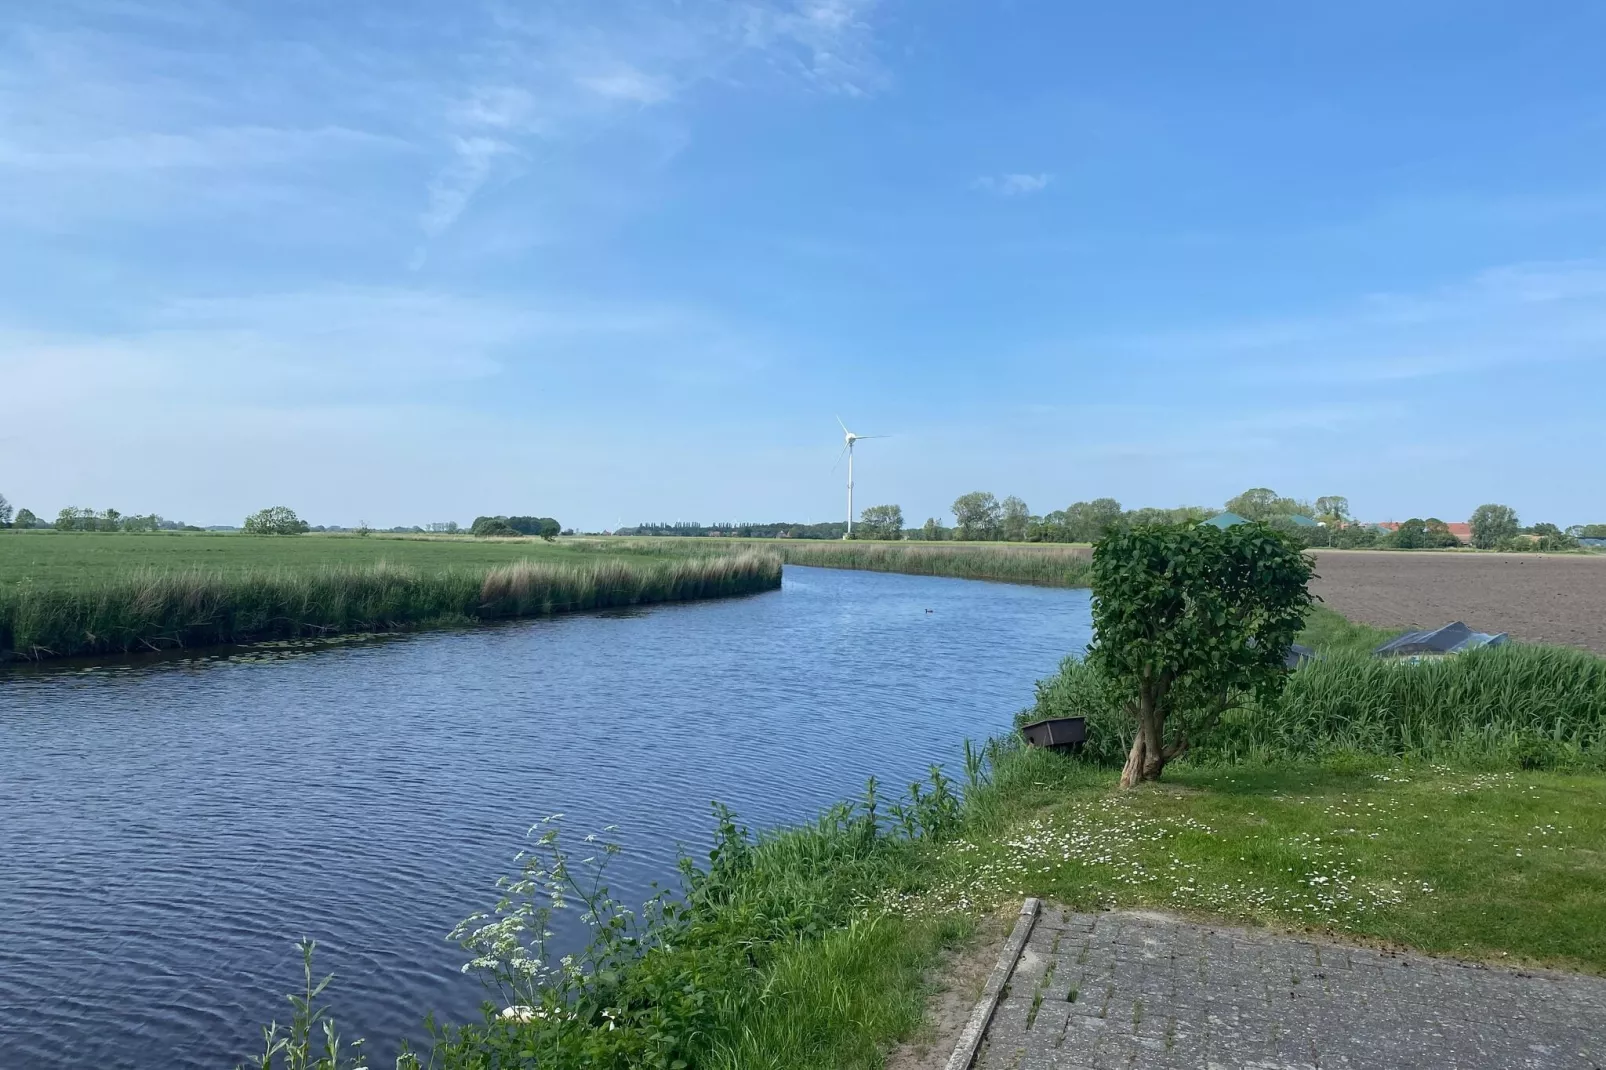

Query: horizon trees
<box><xmin>951</xmin><ymin>491</ymin><xmax>1002</xmax><ymax>540</ymax></box>
<box><xmin>1470</xmin><ymin>503</ymin><xmax>1521</xmax><ymax>549</ymax></box>
<box><xmin>857</xmin><ymin>504</ymin><xmax>904</xmax><ymax>539</ymax></box>
<box><xmin>243</xmin><ymin>506</ymin><xmax>310</xmax><ymax>535</ymax></box>
<box><xmin>1000</xmin><ymin>496</ymin><xmax>1030</xmax><ymax>542</ymax></box>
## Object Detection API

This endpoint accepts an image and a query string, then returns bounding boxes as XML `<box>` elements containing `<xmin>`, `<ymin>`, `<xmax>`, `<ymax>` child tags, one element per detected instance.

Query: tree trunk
<box><xmin>1119</xmin><ymin>677</ymin><xmax>1181</xmax><ymax>788</ymax></box>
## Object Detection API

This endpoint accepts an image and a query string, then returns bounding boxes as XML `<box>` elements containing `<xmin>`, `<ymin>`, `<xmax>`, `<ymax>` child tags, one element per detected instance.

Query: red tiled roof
<box><xmin>1372</xmin><ymin>520</ymin><xmax>1473</xmax><ymax>541</ymax></box>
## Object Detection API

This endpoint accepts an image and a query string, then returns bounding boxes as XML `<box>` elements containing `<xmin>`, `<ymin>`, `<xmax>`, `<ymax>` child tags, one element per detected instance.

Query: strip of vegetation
<box><xmin>582</xmin><ymin>537</ymin><xmax>1096</xmax><ymax>588</ymax></box>
<box><xmin>1028</xmin><ymin>605</ymin><xmax>1606</xmax><ymax>772</ymax></box>
<box><xmin>0</xmin><ymin>552</ymin><xmax>780</xmax><ymax>661</ymax></box>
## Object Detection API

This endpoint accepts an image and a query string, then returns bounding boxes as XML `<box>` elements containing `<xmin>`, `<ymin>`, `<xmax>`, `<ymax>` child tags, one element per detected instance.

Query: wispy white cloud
<box><xmin>0</xmin><ymin>1</ymin><xmax>886</xmax><ymax>250</ymax></box>
<box><xmin>972</xmin><ymin>172</ymin><xmax>1052</xmax><ymax>197</ymax></box>
<box><xmin>420</xmin><ymin>136</ymin><xmax>513</xmax><ymax>237</ymax></box>
<box><xmin>576</xmin><ymin>67</ymin><xmax>674</xmax><ymax>105</ymax></box>
<box><xmin>419</xmin><ymin>1</ymin><xmax>886</xmax><ymax>244</ymax></box>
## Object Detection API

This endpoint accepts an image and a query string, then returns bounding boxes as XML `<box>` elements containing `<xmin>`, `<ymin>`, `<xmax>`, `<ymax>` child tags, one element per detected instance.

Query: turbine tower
<box><xmin>835</xmin><ymin>416</ymin><xmax>885</xmax><ymax>538</ymax></box>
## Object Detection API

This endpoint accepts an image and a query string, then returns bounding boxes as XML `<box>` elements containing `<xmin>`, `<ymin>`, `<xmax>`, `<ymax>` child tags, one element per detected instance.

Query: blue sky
<box><xmin>3</xmin><ymin>1</ymin><xmax>1604</xmax><ymax>530</ymax></box>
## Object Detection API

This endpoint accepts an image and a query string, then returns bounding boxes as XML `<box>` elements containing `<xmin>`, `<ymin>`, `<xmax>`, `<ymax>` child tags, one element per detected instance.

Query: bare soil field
<box><xmin>1310</xmin><ymin>550</ymin><xmax>1606</xmax><ymax>654</ymax></box>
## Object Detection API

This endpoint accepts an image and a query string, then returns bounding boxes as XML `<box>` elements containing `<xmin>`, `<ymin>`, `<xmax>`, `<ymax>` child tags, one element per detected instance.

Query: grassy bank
<box><xmin>0</xmin><ymin>552</ymin><xmax>781</xmax><ymax>661</ymax></box>
<box><xmin>257</xmin><ymin>745</ymin><xmax>1606</xmax><ymax>1070</ymax></box>
<box><xmin>1029</xmin><ymin>606</ymin><xmax>1606</xmax><ymax>770</ymax></box>
<box><xmin>582</xmin><ymin>537</ymin><xmax>1096</xmax><ymax>587</ymax></box>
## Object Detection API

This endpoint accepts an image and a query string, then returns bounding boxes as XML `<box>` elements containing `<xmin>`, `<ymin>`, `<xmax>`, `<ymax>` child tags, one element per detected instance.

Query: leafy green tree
<box><xmin>500</xmin><ymin>516</ymin><xmax>562</xmax><ymax>539</ymax></box>
<box><xmin>1089</xmin><ymin>522</ymin><xmax>1314</xmax><ymax>787</ymax></box>
<box><xmin>1570</xmin><ymin>524</ymin><xmax>1606</xmax><ymax>538</ymax></box>
<box><xmin>1383</xmin><ymin>518</ymin><xmax>1456</xmax><ymax>549</ymax></box>
<box><xmin>1224</xmin><ymin>487</ymin><xmax>1281</xmax><ymax>520</ymax></box>
<box><xmin>1313</xmin><ymin>496</ymin><xmax>1351</xmax><ymax>525</ymax></box>
<box><xmin>1225</xmin><ymin>487</ymin><xmax>1314</xmax><ymax>523</ymax></box>
<box><xmin>243</xmin><ymin>506</ymin><xmax>310</xmax><ymax>535</ymax></box>
<box><xmin>1423</xmin><ymin>519</ymin><xmax>1462</xmax><ymax>547</ymax></box>
<box><xmin>1331</xmin><ymin>523</ymin><xmax>1379</xmax><ymax>549</ymax></box>
<box><xmin>1387</xmin><ymin>519</ymin><xmax>1431</xmax><ymax>549</ymax></box>
<box><xmin>1469</xmin><ymin>503</ymin><xmax>1520</xmax><ymax>549</ymax></box>
<box><xmin>951</xmin><ymin>491</ymin><xmax>1001</xmax><ymax>540</ymax></box>
<box><xmin>471</xmin><ymin>515</ymin><xmax>521</xmax><ymax>537</ymax></box>
<box><xmin>0</xmin><ymin>492</ymin><xmax>11</xmax><ymax>527</ymax></box>
<box><xmin>1527</xmin><ymin>522</ymin><xmax>1563</xmax><ymax>538</ymax></box>
<box><xmin>999</xmin><ymin>496</ymin><xmax>1030</xmax><ymax>541</ymax></box>
<box><xmin>858</xmin><ymin>504</ymin><xmax>904</xmax><ymax>540</ymax></box>
<box><xmin>13</xmin><ymin>507</ymin><xmax>38</xmax><ymax>529</ymax></box>
<box><xmin>920</xmin><ymin>517</ymin><xmax>948</xmax><ymax>541</ymax></box>
<box><xmin>1063</xmin><ymin>498</ymin><xmax>1124</xmax><ymax>542</ymax></box>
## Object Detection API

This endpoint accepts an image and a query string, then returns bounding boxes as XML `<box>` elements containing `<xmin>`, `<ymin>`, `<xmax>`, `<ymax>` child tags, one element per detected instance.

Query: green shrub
<box><xmin>1088</xmin><ymin>521</ymin><xmax>1314</xmax><ymax>785</ymax></box>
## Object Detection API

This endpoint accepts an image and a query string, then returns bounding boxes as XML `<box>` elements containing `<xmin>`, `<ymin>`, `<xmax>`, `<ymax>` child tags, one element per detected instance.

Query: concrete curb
<box><xmin>944</xmin><ymin>898</ymin><xmax>1040</xmax><ymax>1070</ymax></box>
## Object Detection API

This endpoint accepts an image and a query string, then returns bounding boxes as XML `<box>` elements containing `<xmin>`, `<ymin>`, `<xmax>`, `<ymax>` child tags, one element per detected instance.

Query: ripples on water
<box><xmin>0</xmin><ymin>566</ymin><xmax>1092</xmax><ymax>1070</ymax></box>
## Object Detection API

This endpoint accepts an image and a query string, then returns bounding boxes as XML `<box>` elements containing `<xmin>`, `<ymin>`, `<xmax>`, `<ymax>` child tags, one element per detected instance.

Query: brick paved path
<box><xmin>974</xmin><ymin>909</ymin><xmax>1606</xmax><ymax>1070</ymax></box>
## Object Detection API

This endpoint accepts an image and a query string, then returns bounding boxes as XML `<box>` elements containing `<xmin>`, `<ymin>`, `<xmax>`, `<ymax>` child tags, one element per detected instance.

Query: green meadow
<box><xmin>0</xmin><ymin>530</ymin><xmax>590</xmax><ymax>590</ymax></box>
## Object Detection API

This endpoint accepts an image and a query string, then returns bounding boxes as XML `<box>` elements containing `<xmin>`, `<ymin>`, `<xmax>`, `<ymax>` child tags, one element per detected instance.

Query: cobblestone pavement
<box><xmin>974</xmin><ymin>909</ymin><xmax>1606</xmax><ymax>1070</ymax></box>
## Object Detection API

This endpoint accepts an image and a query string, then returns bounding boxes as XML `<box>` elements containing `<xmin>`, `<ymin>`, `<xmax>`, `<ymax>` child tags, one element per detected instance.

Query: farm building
<box><xmin>1374</xmin><ymin>520</ymin><xmax>1473</xmax><ymax>544</ymax></box>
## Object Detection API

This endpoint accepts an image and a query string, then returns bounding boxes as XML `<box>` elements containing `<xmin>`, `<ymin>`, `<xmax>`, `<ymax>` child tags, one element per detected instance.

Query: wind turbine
<box><xmin>834</xmin><ymin>416</ymin><xmax>886</xmax><ymax>538</ymax></box>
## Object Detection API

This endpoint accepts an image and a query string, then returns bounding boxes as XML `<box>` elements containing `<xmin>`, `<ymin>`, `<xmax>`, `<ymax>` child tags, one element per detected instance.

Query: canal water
<box><xmin>0</xmin><ymin>565</ymin><xmax>1092</xmax><ymax>1069</ymax></box>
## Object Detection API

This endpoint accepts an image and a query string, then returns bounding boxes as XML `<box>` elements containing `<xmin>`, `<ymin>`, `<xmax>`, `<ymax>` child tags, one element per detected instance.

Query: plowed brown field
<box><xmin>1309</xmin><ymin>550</ymin><xmax>1606</xmax><ymax>653</ymax></box>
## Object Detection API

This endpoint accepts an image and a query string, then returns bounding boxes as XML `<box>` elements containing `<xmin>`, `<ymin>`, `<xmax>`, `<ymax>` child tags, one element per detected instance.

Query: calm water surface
<box><xmin>0</xmin><ymin>566</ymin><xmax>1091</xmax><ymax>1069</ymax></box>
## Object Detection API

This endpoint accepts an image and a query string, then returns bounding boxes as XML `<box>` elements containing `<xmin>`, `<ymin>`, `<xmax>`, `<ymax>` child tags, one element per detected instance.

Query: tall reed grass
<box><xmin>0</xmin><ymin>552</ymin><xmax>781</xmax><ymax>661</ymax></box>
<box><xmin>587</xmin><ymin>538</ymin><xmax>1095</xmax><ymax>587</ymax></box>
<box><xmin>1026</xmin><ymin>627</ymin><xmax>1606</xmax><ymax>769</ymax></box>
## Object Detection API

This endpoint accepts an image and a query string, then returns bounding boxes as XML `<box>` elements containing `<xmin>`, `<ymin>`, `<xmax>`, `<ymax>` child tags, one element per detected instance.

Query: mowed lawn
<box><xmin>0</xmin><ymin>531</ymin><xmax>600</xmax><ymax>590</ymax></box>
<box><xmin>947</xmin><ymin>757</ymin><xmax>1606</xmax><ymax>973</ymax></box>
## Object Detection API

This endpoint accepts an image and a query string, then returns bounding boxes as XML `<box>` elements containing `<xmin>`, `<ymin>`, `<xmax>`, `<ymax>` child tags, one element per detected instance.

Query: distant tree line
<box><xmin>620</xmin><ymin>521</ymin><xmax>851</xmax><ymax>539</ymax></box>
<box><xmin>43</xmin><ymin>506</ymin><xmax>199</xmax><ymax>532</ymax></box>
<box><xmin>840</xmin><ymin>488</ymin><xmax>1599</xmax><ymax>552</ymax></box>
<box><xmin>471</xmin><ymin>515</ymin><xmax>561</xmax><ymax>540</ymax></box>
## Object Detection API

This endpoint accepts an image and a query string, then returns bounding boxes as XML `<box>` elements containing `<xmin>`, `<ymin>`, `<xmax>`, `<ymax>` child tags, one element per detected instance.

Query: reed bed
<box><xmin>587</xmin><ymin>538</ymin><xmax>1095</xmax><ymax>587</ymax></box>
<box><xmin>0</xmin><ymin>551</ymin><xmax>781</xmax><ymax>661</ymax></box>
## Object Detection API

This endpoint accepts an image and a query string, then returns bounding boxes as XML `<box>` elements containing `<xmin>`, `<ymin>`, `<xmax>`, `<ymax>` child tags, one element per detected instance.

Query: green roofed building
<box><xmin>1202</xmin><ymin>511</ymin><xmax>1249</xmax><ymax>528</ymax></box>
<box><xmin>1283</xmin><ymin>514</ymin><xmax>1320</xmax><ymax>527</ymax></box>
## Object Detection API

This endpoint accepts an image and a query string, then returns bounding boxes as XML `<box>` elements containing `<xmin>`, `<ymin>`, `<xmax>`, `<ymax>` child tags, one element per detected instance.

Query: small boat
<box><xmin>1019</xmin><ymin>716</ymin><xmax>1086</xmax><ymax>752</ymax></box>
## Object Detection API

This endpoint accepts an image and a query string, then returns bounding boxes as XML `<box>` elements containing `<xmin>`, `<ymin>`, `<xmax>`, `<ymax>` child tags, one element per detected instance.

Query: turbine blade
<box><xmin>836</xmin><ymin>414</ymin><xmax>849</xmax><ymax>434</ymax></box>
<box><xmin>831</xmin><ymin>442</ymin><xmax>849</xmax><ymax>472</ymax></box>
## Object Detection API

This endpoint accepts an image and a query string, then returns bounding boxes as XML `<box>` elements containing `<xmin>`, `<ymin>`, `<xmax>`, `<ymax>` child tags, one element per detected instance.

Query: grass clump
<box><xmin>0</xmin><ymin>552</ymin><xmax>781</xmax><ymax>661</ymax></box>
